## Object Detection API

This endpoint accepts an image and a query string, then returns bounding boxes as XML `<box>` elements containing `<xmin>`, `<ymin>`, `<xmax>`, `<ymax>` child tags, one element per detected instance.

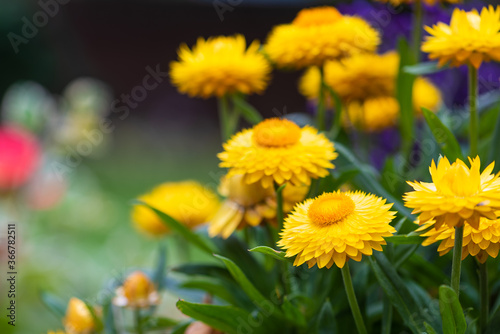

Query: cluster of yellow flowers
<box><xmin>133</xmin><ymin>5</ymin><xmax>500</xmax><ymax>271</ymax></box>
<box><xmin>299</xmin><ymin>51</ymin><xmax>442</xmax><ymax>132</ymax></box>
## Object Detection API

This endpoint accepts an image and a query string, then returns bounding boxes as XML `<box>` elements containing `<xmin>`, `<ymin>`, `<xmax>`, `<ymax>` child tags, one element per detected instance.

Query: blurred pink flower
<box><xmin>0</xmin><ymin>126</ymin><xmax>41</xmax><ymax>190</ymax></box>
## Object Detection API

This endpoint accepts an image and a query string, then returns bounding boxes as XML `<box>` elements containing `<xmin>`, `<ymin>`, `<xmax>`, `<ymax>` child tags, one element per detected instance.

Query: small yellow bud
<box><xmin>113</xmin><ymin>271</ymin><xmax>160</xmax><ymax>308</ymax></box>
<box><xmin>63</xmin><ymin>298</ymin><xmax>95</xmax><ymax>334</ymax></box>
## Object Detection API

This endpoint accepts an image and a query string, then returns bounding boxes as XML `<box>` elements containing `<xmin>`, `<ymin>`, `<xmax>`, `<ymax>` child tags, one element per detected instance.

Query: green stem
<box><xmin>316</xmin><ymin>66</ymin><xmax>326</xmax><ymax>131</ymax></box>
<box><xmin>469</xmin><ymin>65</ymin><xmax>479</xmax><ymax>157</ymax></box>
<box><xmin>275</xmin><ymin>183</ymin><xmax>286</xmax><ymax>233</ymax></box>
<box><xmin>134</xmin><ymin>308</ymin><xmax>143</xmax><ymax>334</ymax></box>
<box><xmin>218</xmin><ymin>95</ymin><xmax>239</xmax><ymax>142</ymax></box>
<box><xmin>412</xmin><ymin>0</ymin><xmax>423</xmax><ymax>63</ymax></box>
<box><xmin>479</xmin><ymin>261</ymin><xmax>489</xmax><ymax>333</ymax></box>
<box><xmin>341</xmin><ymin>263</ymin><xmax>368</xmax><ymax>334</ymax></box>
<box><xmin>450</xmin><ymin>225</ymin><xmax>464</xmax><ymax>295</ymax></box>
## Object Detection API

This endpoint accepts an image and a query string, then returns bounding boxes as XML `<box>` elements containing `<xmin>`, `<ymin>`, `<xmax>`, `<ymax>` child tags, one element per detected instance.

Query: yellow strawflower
<box><xmin>113</xmin><ymin>271</ymin><xmax>160</xmax><ymax>308</ymax></box>
<box><xmin>404</xmin><ymin>157</ymin><xmax>500</xmax><ymax>229</ymax></box>
<box><xmin>422</xmin><ymin>6</ymin><xmax>500</xmax><ymax>68</ymax></box>
<box><xmin>279</xmin><ymin>191</ymin><xmax>396</xmax><ymax>268</ymax></box>
<box><xmin>63</xmin><ymin>298</ymin><xmax>95</xmax><ymax>334</ymax></box>
<box><xmin>170</xmin><ymin>35</ymin><xmax>271</xmax><ymax>98</ymax></box>
<box><xmin>413</xmin><ymin>77</ymin><xmax>442</xmax><ymax>114</ymax></box>
<box><xmin>300</xmin><ymin>52</ymin><xmax>398</xmax><ymax>101</ymax></box>
<box><xmin>218</xmin><ymin>118</ymin><xmax>337</xmax><ymax>189</ymax></box>
<box><xmin>209</xmin><ymin>174</ymin><xmax>308</xmax><ymax>238</ymax></box>
<box><xmin>265</xmin><ymin>6</ymin><xmax>379</xmax><ymax>68</ymax></box>
<box><xmin>345</xmin><ymin>97</ymin><xmax>400</xmax><ymax>132</ymax></box>
<box><xmin>132</xmin><ymin>181</ymin><xmax>220</xmax><ymax>237</ymax></box>
<box><xmin>417</xmin><ymin>217</ymin><xmax>500</xmax><ymax>263</ymax></box>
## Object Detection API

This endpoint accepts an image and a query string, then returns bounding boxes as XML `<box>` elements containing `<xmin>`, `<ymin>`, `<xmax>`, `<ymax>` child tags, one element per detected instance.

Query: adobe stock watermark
<box><xmin>50</xmin><ymin>64</ymin><xmax>168</xmax><ymax>182</ymax></box>
<box><xmin>7</xmin><ymin>0</ymin><xmax>71</xmax><ymax>54</ymax></box>
<box><xmin>213</xmin><ymin>0</ymin><xmax>243</xmax><ymax>22</ymax></box>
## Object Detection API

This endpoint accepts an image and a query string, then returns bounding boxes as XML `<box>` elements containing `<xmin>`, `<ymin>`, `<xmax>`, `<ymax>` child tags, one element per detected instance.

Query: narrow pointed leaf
<box><xmin>316</xmin><ymin>300</ymin><xmax>337</xmax><ymax>334</ymax></box>
<box><xmin>176</xmin><ymin>300</ymin><xmax>252</xmax><ymax>334</ymax></box>
<box><xmin>134</xmin><ymin>201</ymin><xmax>215</xmax><ymax>254</ymax></box>
<box><xmin>249</xmin><ymin>246</ymin><xmax>291</xmax><ymax>262</ymax></box>
<box><xmin>439</xmin><ymin>285</ymin><xmax>467</xmax><ymax>334</ymax></box>
<box><xmin>39</xmin><ymin>290</ymin><xmax>66</xmax><ymax>318</ymax></box>
<box><xmin>404</xmin><ymin>61</ymin><xmax>448</xmax><ymax>75</ymax></box>
<box><xmin>422</xmin><ymin>108</ymin><xmax>464</xmax><ymax>161</ymax></box>
<box><xmin>214</xmin><ymin>254</ymin><xmax>283</xmax><ymax>316</ymax></box>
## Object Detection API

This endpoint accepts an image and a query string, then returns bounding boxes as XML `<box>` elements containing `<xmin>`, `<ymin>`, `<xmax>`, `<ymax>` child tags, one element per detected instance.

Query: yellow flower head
<box><xmin>265</xmin><ymin>6</ymin><xmax>380</xmax><ymax>69</ymax></box>
<box><xmin>218</xmin><ymin>118</ymin><xmax>337</xmax><ymax>189</ymax></box>
<box><xmin>376</xmin><ymin>0</ymin><xmax>460</xmax><ymax>6</ymax></box>
<box><xmin>422</xmin><ymin>6</ymin><xmax>500</xmax><ymax>68</ymax></box>
<box><xmin>413</xmin><ymin>77</ymin><xmax>442</xmax><ymax>114</ymax></box>
<box><xmin>63</xmin><ymin>298</ymin><xmax>95</xmax><ymax>334</ymax></box>
<box><xmin>48</xmin><ymin>331</ymin><xmax>67</xmax><ymax>334</ymax></box>
<box><xmin>345</xmin><ymin>96</ymin><xmax>400</xmax><ymax>132</ymax></box>
<box><xmin>300</xmin><ymin>52</ymin><xmax>398</xmax><ymax>101</ymax></box>
<box><xmin>417</xmin><ymin>217</ymin><xmax>500</xmax><ymax>263</ymax></box>
<box><xmin>132</xmin><ymin>181</ymin><xmax>220</xmax><ymax>237</ymax></box>
<box><xmin>209</xmin><ymin>174</ymin><xmax>308</xmax><ymax>239</ymax></box>
<box><xmin>405</xmin><ymin>157</ymin><xmax>500</xmax><ymax>229</ymax></box>
<box><xmin>170</xmin><ymin>35</ymin><xmax>271</xmax><ymax>98</ymax></box>
<box><xmin>113</xmin><ymin>271</ymin><xmax>160</xmax><ymax>308</ymax></box>
<box><xmin>278</xmin><ymin>191</ymin><xmax>396</xmax><ymax>269</ymax></box>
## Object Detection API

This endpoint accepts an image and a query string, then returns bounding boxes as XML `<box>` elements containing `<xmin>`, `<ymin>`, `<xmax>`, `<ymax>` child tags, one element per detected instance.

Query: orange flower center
<box><xmin>292</xmin><ymin>6</ymin><xmax>342</xmax><ymax>27</ymax></box>
<box><xmin>308</xmin><ymin>193</ymin><xmax>355</xmax><ymax>226</ymax></box>
<box><xmin>253</xmin><ymin>118</ymin><xmax>301</xmax><ymax>147</ymax></box>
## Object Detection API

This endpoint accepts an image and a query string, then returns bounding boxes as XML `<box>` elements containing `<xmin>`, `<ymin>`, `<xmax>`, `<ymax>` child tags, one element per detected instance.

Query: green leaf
<box><xmin>249</xmin><ymin>246</ymin><xmax>291</xmax><ymax>262</ymax></box>
<box><xmin>404</xmin><ymin>61</ymin><xmax>448</xmax><ymax>75</ymax></box>
<box><xmin>180</xmin><ymin>279</ymin><xmax>242</xmax><ymax>306</ymax></box>
<box><xmin>134</xmin><ymin>201</ymin><xmax>215</xmax><ymax>254</ymax></box>
<box><xmin>214</xmin><ymin>254</ymin><xmax>283</xmax><ymax>317</ymax></box>
<box><xmin>282</xmin><ymin>296</ymin><xmax>307</xmax><ymax>327</ymax></box>
<box><xmin>39</xmin><ymin>290</ymin><xmax>66</xmax><ymax>318</ymax></box>
<box><xmin>153</xmin><ymin>243</ymin><xmax>167</xmax><ymax>291</ymax></box>
<box><xmin>316</xmin><ymin>300</ymin><xmax>338</xmax><ymax>334</ymax></box>
<box><xmin>212</xmin><ymin>235</ymin><xmax>271</xmax><ymax>294</ymax></box>
<box><xmin>386</xmin><ymin>234</ymin><xmax>423</xmax><ymax>245</ymax></box>
<box><xmin>176</xmin><ymin>300</ymin><xmax>252</xmax><ymax>334</ymax></box>
<box><xmin>422</xmin><ymin>108</ymin><xmax>464</xmax><ymax>161</ymax></box>
<box><xmin>439</xmin><ymin>285</ymin><xmax>467</xmax><ymax>334</ymax></box>
<box><xmin>368</xmin><ymin>253</ymin><xmax>430</xmax><ymax>334</ymax></box>
<box><xmin>232</xmin><ymin>94</ymin><xmax>263</xmax><ymax>124</ymax></box>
